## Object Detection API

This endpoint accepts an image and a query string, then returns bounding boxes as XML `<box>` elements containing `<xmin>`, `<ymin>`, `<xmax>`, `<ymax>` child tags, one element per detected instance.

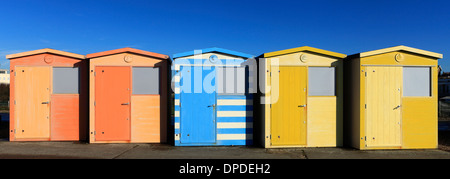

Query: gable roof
<box><xmin>263</xmin><ymin>46</ymin><xmax>347</xmax><ymax>59</ymax></box>
<box><xmin>6</xmin><ymin>48</ymin><xmax>85</xmax><ymax>60</ymax></box>
<box><xmin>355</xmin><ymin>45</ymin><xmax>443</xmax><ymax>59</ymax></box>
<box><xmin>86</xmin><ymin>47</ymin><xmax>169</xmax><ymax>60</ymax></box>
<box><xmin>173</xmin><ymin>47</ymin><xmax>254</xmax><ymax>59</ymax></box>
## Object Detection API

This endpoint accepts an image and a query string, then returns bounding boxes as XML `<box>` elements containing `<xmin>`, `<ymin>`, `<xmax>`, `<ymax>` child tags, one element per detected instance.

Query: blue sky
<box><xmin>0</xmin><ymin>0</ymin><xmax>449</xmax><ymax>70</ymax></box>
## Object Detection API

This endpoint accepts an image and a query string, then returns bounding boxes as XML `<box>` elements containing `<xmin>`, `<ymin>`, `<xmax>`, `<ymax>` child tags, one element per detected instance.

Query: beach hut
<box><xmin>87</xmin><ymin>48</ymin><xmax>170</xmax><ymax>143</ymax></box>
<box><xmin>172</xmin><ymin>47</ymin><xmax>255</xmax><ymax>146</ymax></box>
<box><xmin>344</xmin><ymin>45</ymin><xmax>443</xmax><ymax>150</ymax></box>
<box><xmin>256</xmin><ymin>46</ymin><xmax>346</xmax><ymax>148</ymax></box>
<box><xmin>7</xmin><ymin>49</ymin><xmax>88</xmax><ymax>141</ymax></box>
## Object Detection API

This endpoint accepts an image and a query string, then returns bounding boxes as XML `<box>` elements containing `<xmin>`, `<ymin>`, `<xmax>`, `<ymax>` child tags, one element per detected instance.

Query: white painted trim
<box><xmin>176</xmin><ymin>64</ymin><xmax>243</xmax><ymax>67</ymax></box>
<box><xmin>173</xmin><ymin>75</ymin><xmax>180</xmax><ymax>82</ymax></box>
<box><xmin>217</xmin><ymin>111</ymin><xmax>252</xmax><ymax>117</ymax></box>
<box><xmin>217</xmin><ymin>134</ymin><xmax>253</xmax><ymax>140</ymax></box>
<box><xmin>217</xmin><ymin>122</ymin><xmax>253</xmax><ymax>129</ymax></box>
<box><xmin>217</xmin><ymin>99</ymin><xmax>253</xmax><ymax>106</ymax></box>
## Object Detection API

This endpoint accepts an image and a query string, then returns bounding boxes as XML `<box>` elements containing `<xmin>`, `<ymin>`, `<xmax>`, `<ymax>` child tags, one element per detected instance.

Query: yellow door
<box><xmin>15</xmin><ymin>66</ymin><xmax>51</xmax><ymax>139</ymax></box>
<box><xmin>365</xmin><ymin>66</ymin><xmax>402</xmax><ymax>147</ymax></box>
<box><xmin>271</xmin><ymin>66</ymin><xmax>307</xmax><ymax>146</ymax></box>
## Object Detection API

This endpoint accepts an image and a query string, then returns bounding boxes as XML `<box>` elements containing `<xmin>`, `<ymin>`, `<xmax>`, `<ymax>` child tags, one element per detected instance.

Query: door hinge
<box><xmin>270</xmin><ymin>104</ymin><xmax>272</xmax><ymax>108</ymax></box>
<box><xmin>94</xmin><ymin>101</ymin><xmax>96</xmax><ymax>106</ymax></box>
<box><xmin>365</xmin><ymin>72</ymin><xmax>367</xmax><ymax>77</ymax></box>
<box><xmin>94</xmin><ymin>72</ymin><xmax>96</xmax><ymax>76</ymax></box>
<box><xmin>365</xmin><ymin>104</ymin><xmax>367</xmax><ymax>109</ymax></box>
<box><xmin>94</xmin><ymin>131</ymin><xmax>96</xmax><ymax>135</ymax></box>
<box><xmin>365</xmin><ymin>136</ymin><xmax>367</xmax><ymax>141</ymax></box>
<box><xmin>14</xmin><ymin>100</ymin><xmax>16</xmax><ymax>105</ymax></box>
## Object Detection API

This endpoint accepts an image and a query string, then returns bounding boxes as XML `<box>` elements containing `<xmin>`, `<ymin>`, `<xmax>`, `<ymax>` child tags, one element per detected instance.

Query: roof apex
<box><xmin>86</xmin><ymin>47</ymin><xmax>169</xmax><ymax>59</ymax></box>
<box><xmin>173</xmin><ymin>47</ymin><xmax>254</xmax><ymax>59</ymax></box>
<box><xmin>6</xmin><ymin>48</ymin><xmax>86</xmax><ymax>60</ymax></box>
<box><xmin>263</xmin><ymin>46</ymin><xmax>347</xmax><ymax>58</ymax></box>
<box><xmin>357</xmin><ymin>45</ymin><xmax>443</xmax><ymax>59</ymax></box>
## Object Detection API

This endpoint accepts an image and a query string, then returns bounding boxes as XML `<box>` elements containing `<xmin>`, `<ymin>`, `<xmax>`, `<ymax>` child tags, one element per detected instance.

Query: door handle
<box><xmin>394</xmin><ymin>105</ymin><xmax>401</xmax><ymax>110</ymax></box>
<box><xmin>42</xmin><ymin>101</ymin><xmax>49</xmax><ymax>104</ymax></box>
<box><xmin>208</xmin><ymin>104</ymin><xmax>216</xmax><ymax>108</ymax></box>
<box><xmin>298</xmin><ymin>105</ymin><xmax>306</xmax><ymax>107</ymax></box>
<box><xmin>121</xmin><ymin>103</ymin><xmax>129</xmax><ymax>105</ymax></box>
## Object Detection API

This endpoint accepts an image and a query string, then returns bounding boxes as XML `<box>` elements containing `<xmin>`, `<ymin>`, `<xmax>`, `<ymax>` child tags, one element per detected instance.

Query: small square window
<box><xmin>132</xmin><ymin>67</ymin><xmax>160</xmax><ymax>95</ymax></box>
<box><xmin>403</xmin><ymin>67</ymin><xmax>431</xmax><ymax>97</ymax></box>
<box><xmin>53</xmin><ymin>67</ymin><xmax>79</xmax><ymax>94</ymax></box>
<box><xmin>217</xmin><ymin>67</ymin><xmax>246</xmax><ymax>95</ymax></box>
<box><xmin>308</xmin><ymin>67</ymin><xmax>335</xmax><ymax>96</ymax></box>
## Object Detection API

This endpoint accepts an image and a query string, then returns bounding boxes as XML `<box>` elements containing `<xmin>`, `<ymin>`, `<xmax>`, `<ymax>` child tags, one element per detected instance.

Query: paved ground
<box><xmin>0</xmin><ymin>140</ymin><xmax>450</xmax><ymax>159</ymax></box>
<box><xmin>1</xmin><ymin>120</ymin><xmax>449</xmax><ymax>159</ymax></box>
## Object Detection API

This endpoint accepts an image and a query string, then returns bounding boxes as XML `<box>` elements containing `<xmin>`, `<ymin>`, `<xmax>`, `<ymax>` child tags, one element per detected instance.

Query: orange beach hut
<box><xmin>7</xmin><ymin>49</ymin><xmax>88</xmax><ymax>141</ymax></box>
<box><xmin>87</xmin><ymin>48</ymin><xmax>170</xmax><ymax>143</ymax></box>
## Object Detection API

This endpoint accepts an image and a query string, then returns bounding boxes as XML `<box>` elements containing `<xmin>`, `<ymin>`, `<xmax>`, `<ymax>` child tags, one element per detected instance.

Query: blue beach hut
<box><xmin>172</xmin><ymin>47</ymin><xmax>255</xmax><ymax>146</ymax></box>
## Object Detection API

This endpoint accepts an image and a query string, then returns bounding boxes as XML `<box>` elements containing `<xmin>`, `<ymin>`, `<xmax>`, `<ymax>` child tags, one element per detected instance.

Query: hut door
<box><xmin>271</xmin><ymin>66</ymin><xmax>307</xmax><ymax>146</ymax></box>
<box><xmin>15</xmin><ymin>66</ymin><xmax>51</xmax><ymax>139</ymax></box>
<box><xmin>180</xmin><ymin>66</ymin><xmax>216</xmax><ymax>144</ymax></box>
<box><xmin>365</xmin><ymin>66</ymin><xmax>402</xmax><ymax>147</ymax></box>
<box><xmin>95</xmin><ymin>66</ymin><xmax>131</xmax><ymax>141</ymax></box>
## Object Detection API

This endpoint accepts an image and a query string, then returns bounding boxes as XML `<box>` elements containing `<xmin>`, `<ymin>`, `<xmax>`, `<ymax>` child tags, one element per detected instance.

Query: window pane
<box><xmin>53</xmin><ymin>67</ymin><xmax>79</xmax><ymax>94</ymax></box>
<box><xmin>216</xmin><ymin>67</ymin><xmax>224</xmax><ymax>94</ymax></box>
<box><xmin>308</xmin><ymin>67</ymin><xmax>335</xmax><ymax>96</ymax></box>
<box><xmin>236</xmin><ymin>67</ymin><xmax>246</xmax><ymax>94</ymax></box>
<box><xmin>133</xmin><ymin>67</ymin><xmax>159</xmax><ymax>95</ymax></box>
<box><xmin>403</xmin><ymin>67</ymin><xmax>431</xmax><ymax>97</ymax></box>
<box><xmin>217</xmin><ymin>67</ymin><xmax>246</xmax><ymax>95</ymax></box>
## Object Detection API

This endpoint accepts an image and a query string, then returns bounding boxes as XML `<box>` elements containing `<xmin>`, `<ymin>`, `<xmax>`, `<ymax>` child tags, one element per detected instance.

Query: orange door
<box><xmin>14</xmin><ymin>66</ymin><xmax>51</xmax><ymax>139</ymax></box>
<box><xmin>51</xmin><ymin>95</ymin><xmax>79</xmax><ymax>141</ymax></box>
<box><xmin>95</xmin><ymin>66</ymin><xmax>131</xmax><ymax>141</ymax></box>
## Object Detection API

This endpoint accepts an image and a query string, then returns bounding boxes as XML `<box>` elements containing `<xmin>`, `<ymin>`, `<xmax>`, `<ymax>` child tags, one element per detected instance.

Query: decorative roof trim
<box><xmin>263</xmin><ymin>46</ymin><xmax>347</xmax><ymax>58</ymax></box>
<box><xmin>173</xmin><ymin>47</ymin><xmax>254</xmax><ymax>59</ymax></box>
<box><xmin>359</xmin><ymin>45</ymin><xmax>443</xmax><ymax>59</ymax></box>
<box><xmin>6</xmin><ymin>48</ymin><xmax>85</xmax><ymax>60</ymax></box>
<box><xmin>86</xmin><ymin>47</ymin><xmax>169</xmax><ymax>60</ymax></box>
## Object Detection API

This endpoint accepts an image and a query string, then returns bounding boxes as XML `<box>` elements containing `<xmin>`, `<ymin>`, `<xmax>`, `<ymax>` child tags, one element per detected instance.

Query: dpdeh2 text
<box><xmin>179</xmin><ymin>163</ymin><xmax>271</xmax><ymax>176</ymax></box>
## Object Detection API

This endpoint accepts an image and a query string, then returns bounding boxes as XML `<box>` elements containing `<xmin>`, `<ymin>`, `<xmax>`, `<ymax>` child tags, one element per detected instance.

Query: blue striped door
<box><xmin>180</xmin><ymin>66</ymin><xmax>216</xmax><ymax>144</ymax></box>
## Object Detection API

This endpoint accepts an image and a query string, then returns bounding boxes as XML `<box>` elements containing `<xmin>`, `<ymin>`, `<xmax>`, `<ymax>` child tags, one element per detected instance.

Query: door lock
<box><xmin>41</xmin><ymin>101</ymin><xmax>49</xmax><ymax>104</ymax></box>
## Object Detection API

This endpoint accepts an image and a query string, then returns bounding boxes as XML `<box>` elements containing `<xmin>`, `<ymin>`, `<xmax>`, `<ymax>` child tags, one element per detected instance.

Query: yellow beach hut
<box><xmin>344</xmin><ymin>45</ymin><xmax>443</xmax><ymax>150</ymax></box>
<box><xmin>256</xmin><ymin>46</ymin><xmax>346</xmax><ymax>148</ymax></box>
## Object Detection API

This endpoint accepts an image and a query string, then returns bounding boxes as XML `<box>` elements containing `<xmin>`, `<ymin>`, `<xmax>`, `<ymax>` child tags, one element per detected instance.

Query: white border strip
<box><xmin>217</xmin><ymin>111</ymin><xmax>252</xmax><ymax>117</ymax></box>
<box><xmin>217</xmin><ymin>134</ymin><xmax>253</xmax><ymax>140</ymax></box>
<box><xmin>217</xmin><ymin>122</ymin><xmax>253</xmax><ymax>129</ymax></box>
<box><xmin>217</xmin><ymin>99</ymin><xmax>253</xmax><ymax>106</ymax></box>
